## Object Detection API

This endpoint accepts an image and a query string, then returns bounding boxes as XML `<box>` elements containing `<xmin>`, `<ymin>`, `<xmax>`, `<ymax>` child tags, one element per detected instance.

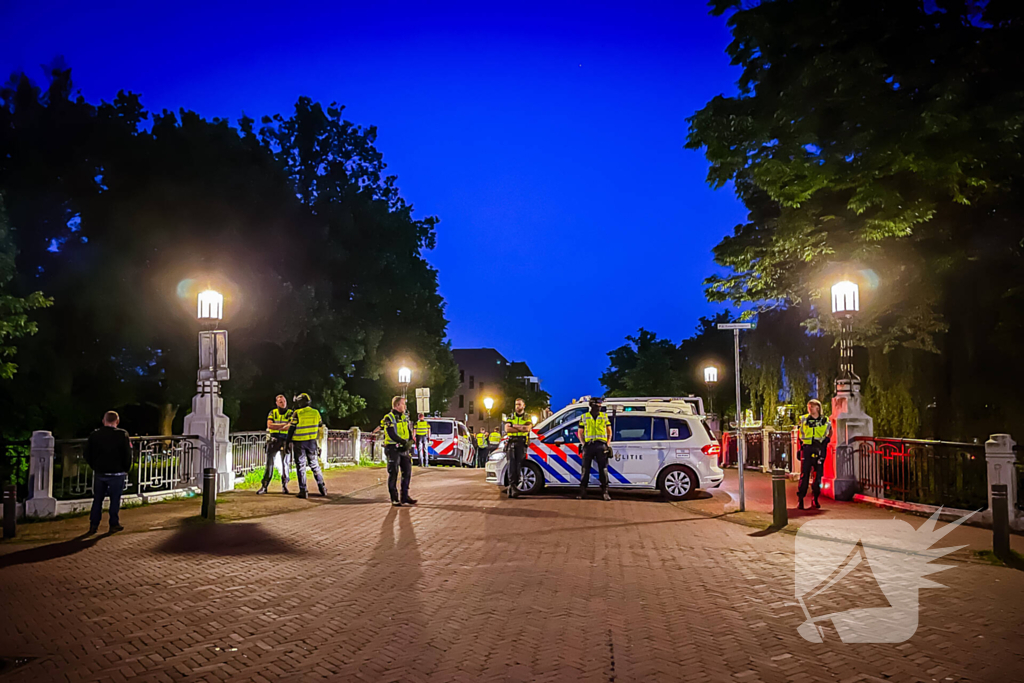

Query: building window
<box><xmin>469</xmin><ymin>400</ymin><xmax>474</xmax><ymax>415</ymax></box>
<box><xmin>459</xmin><ymin>395</ymin><xmax>464</xmax><ymax>408</ymax></box>
<box><xmin>469</xmin><ymin>375</ymin><xmax>474</xmax><ymax>389</ymax></box>
<box><xmin>479</xmin><ymin>411</ymin><xmax>484</xmax><ymax>421</ymax></box>
<box><xmin>479</xmin><ymin>382</ymin><xmax>485</xmax><ymax>391</ymax></box>
<box><xmin>459</xmin><ymin>369</ymin><xmax>464</xmax><ymax>383</ymax></box>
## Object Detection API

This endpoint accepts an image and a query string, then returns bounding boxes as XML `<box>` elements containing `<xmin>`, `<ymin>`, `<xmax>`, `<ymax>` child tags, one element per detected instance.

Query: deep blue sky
<box><xmin>1</xmin><ymin>0</ymin><xmax>747</xmax><ymax>409</ymax></box>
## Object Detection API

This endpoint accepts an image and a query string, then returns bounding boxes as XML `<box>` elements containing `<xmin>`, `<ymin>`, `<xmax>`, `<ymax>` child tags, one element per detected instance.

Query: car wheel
<box><xmin>515</xmin><ymin>462</ymin><xmax>544</xmax><ymax>495</ymax></box>
<box><xmin>659</xmin><ymin>465</ymin><xmax>699</xmax><ymax>501</ymax></box>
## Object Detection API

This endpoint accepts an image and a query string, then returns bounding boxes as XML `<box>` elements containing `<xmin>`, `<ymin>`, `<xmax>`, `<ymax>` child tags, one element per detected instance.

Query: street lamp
<box><xmin>189</xmin><ymin>288</ymin><xmax>230</xmax><ymax>504</ymax></box>
<box><xmin>398</xmin><ymin>366</ymin><xmax>411</xmax><ymax>399</ymax></box>
<box><xmin>831</xmin><ymin>280</ymin><xmax>860</xmax><ymax>381</ymax></box>
<box><xmin>703</xmin><ymin>365</ymin><xmax>718</xmax><ymax>414</ymax></box>
<box><xmin>531</xmin><ymin>415</ymin><xmax>538</xmax><ymax>425</ymax></box>
<box><xmin>197</xmin><ymin>289</ymin><xmax>223</xmax><ymax>322</ymax></box>
<box><xmin>483</xmin><ymin>396</ymin><xmax>494</xmax><ymax>433</ymax></box>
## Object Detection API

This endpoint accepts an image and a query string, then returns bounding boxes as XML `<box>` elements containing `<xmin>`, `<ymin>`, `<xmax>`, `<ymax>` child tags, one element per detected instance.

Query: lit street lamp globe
<box><xmin>704</xmin><ymin>366</ymin><xmax>718</xmax><ymax>384</ymax></box>
<box><xmin>483</xmin><ymin>397</ymin><xmax>494</xmax><ymax>411</ymax></box>
<box><xmin>831</xmin><ymin>280</ymin><xmax>860</xmax><ymax>317</ymax></box>
<box><xmin>197</xmin><ymin>289</ymin><xmax>223</xmax><ymax>321</ymax></box>
<box><xmin>398</xmin><ymin>366</ymin><xmax>412</xmax><ymax>385</ymax></box>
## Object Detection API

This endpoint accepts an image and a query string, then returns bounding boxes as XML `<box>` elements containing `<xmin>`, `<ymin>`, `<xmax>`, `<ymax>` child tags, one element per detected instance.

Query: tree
<box><xmin>686</xmin><ymin>0</ymin><xmax>1024</xmax><ymax>439</ymax></box>
<box><xmin>0</xmin><ymin>196</ymin><xmax>51</xmax><ymax>381</ymax></box>
<box><xmin>497</xmin><ymin>362</ymin><xmax>551</xmax><ymax>418</ymax></box>
<box><xmin>600</xmin><ymin>329</ymin><xmax>681</xmax><ymax>398</ymax></box>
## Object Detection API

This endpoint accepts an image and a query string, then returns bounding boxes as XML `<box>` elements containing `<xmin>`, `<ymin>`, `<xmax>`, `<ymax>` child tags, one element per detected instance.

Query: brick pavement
<box><xmin>0</xmin><ymin>469</ymin><xmax>1021</xmax><ymax>682</ymax></box>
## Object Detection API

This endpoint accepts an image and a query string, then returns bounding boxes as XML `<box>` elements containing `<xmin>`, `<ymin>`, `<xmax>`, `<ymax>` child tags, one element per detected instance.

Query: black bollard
<box><xmin>992</xmin><ymin>484</ymin><xmax>1009</xmax><ymax>563</ymax></box>
<box><xmin>201</xmin><ymin>467</ymin><xmax>217</xmax><ymax>521</ymax></box>
<box><xmin>3</xmin><ymin>485</ymin><xmax>16</xmax><ymax>539</ymax></box>
<box><xmin>772</xmin><ymin>468</ymin><xmax>788</xmax><ymax>528</ymax></box>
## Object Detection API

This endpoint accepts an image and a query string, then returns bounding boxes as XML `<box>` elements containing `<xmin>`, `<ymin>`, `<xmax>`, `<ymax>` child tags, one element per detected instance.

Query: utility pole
<box><xmin>717</xmin><ymin>322</ymin><xmax>754</xmax><ymax>511</ymax></box>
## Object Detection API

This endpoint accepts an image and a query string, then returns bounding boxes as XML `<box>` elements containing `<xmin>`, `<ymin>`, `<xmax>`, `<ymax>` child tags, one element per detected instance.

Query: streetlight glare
<box><xmin>197</xmin><ymin>289</ymin><xmax>223</xmax><ymax>321</ymax></box>
<box><xmin>483</xmin><ymin>397</ymin><xmax>494</xmax><ymax>411</ymax></box>
<box><xmin>398</xmin><ymin>366</ymin><xmax>412</xmax><ymax>384</ymax></box>
<box><xmin>531</xmin><ymin>415</ymin><xmax>538</xmax><ymax>425</ymax></box>
<box><xmin>704</xmin><ymin>366</ymin><xmax>718</xmax><ymax>383</ymax></box>
<box><xmin>831</xmin><ymin>280</ymin><xmax>860</xmax><ymax>315</ymax></box>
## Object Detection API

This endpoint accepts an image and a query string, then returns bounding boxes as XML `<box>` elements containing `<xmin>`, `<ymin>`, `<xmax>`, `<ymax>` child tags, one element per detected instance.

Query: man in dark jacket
<box><xmin>84</xmin><ymin>411</ymin><xmax>133</xmax><ymax>534</ymax></box>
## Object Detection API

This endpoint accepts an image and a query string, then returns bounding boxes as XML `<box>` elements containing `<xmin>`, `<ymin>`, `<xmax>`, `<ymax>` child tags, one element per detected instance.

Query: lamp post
<box><xmin>398</xmin><ymin>366</ymin><xmax>411</xmax><ymax>399</ymax></box>
<box><xmin>703</xmin><ymin>365</ymin><xmax>718</xmax><ymax>414</ymax></box>
<box><xmin>717</xmin><ymin>321</ymin><xmax>754</xmax><ymax>511</ymax></box>
<box><xmin>483</xmin><ymin>396</ymin><xmax>494</xmax><ymax>433</ymax></box>
<box><xmin>189</xmin><ymin>288</ymin><xmax>231</xmax><ymax>497</ymax></box>
<box><xmin>831</xmin><ymin>280</ymin><xmax>860</xmax><ymax>383</ymax></box>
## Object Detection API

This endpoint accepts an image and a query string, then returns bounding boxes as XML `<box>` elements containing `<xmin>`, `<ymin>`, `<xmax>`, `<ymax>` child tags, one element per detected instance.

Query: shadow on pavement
<box><xmin>155</xmin><ymin>521</ymin><xmax>303</xmax><ymax>556</ymax></box>
<box><xmin>0</xmin><ymin>533</ymin><xmax>106</xmax><ymax>569</ymax></box>
<box><xmin>419</xmin><ymin>503</ymin><xmax>563</xmax><ymax>518</ymax></box>
<box><xmin>749</xmin><ymin>525</ymin><xmax>785</xmax><ymax>537</ymax></box>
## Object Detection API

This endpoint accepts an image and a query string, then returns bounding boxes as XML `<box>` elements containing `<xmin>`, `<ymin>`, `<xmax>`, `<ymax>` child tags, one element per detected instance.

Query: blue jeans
<box><xmin>90</xmin><ymin>473</ymin><xmax>126</xmax><ymax>528</ymax></box>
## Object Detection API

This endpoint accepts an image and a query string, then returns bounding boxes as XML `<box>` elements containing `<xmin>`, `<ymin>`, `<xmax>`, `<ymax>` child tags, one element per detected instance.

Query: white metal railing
<box><xmin>53</xmin><ymin>436</ymin><xmax>200</xmax><ymax>500</ymax></box>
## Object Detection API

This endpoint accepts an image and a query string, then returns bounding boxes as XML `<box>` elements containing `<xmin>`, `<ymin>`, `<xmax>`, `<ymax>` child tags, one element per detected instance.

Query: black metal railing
<box><xmin>722</xmin><ymin>430</ymin><xmax>780</xmax><ymax>470</ymax></box>
<box><xmin>853</xmin><ymin>436</ymin><xmax>987</xmax><ymax>510</ymax></box>
<box><xmin>0</xmin><ymin>438</ymin><xmax>31</xmax><ymax>502</ymax></box>
<box><xmin>53</xmin><ymin>436</ymin><xmax>200</xmax><ymax>500</ymax></box>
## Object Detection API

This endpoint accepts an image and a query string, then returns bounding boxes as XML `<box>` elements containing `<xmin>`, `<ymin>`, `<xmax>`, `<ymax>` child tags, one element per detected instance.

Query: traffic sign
<box><xmin>717</xmin><ymin>322</ymin><xmax>754</xmax><ymax>330</ymax></box>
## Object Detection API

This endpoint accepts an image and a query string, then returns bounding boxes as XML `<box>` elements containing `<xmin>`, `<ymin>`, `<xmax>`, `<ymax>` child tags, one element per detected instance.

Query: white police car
<box><xmin>485</xmin><ymin>408</ymin><xmax>723</xmax><ymax>500</ymax></box>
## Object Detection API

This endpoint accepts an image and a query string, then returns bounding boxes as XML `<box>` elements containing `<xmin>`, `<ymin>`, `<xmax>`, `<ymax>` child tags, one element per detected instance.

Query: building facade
<box><xmin>443</xmin><ymin>348</ymin><xmax>540</xmax><ymax>434</ymax></box>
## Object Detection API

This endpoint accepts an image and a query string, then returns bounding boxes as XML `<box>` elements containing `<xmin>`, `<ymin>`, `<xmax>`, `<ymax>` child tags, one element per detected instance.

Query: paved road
<box><xmin>1</xmin><ymin>470</ymin><xmax>1021</xmax><ymax>682</ymax></box>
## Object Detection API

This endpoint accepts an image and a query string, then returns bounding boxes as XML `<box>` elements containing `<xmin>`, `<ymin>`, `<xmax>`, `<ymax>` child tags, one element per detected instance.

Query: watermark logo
<box><xmin>793</xmin><ymin>510</ymin><xmax>973</xmax><ymax>643</ymax></box>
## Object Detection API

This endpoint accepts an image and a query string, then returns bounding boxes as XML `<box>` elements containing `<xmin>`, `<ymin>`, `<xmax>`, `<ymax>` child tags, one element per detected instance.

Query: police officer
<box><xmin>576</xmin><ymin>397</ymin><xmax>612</xmax><ymax>501</ymax></box>
<box><xmin>488</xmin><ymin>428</ymin><xmax>501</xmax><ymax>450</ymax></box>
<box><xmin>797</xmin><ymin>399</ymin><xmax>831</xmax><ymax>510</ymax></box>
<box><xmin>475</xmin><ymin>428</ymin><xmax>488</xmax><ymax>467</ymax></box>
<box><xmin>381</xmin><ymin>396</ymin><xmax>417</xmax><ymax>506</ymax></box>
<box><xmin>257</xmin><ymin>394</ymin><xmax>292</xmax><ymax>495</ymax></box>
<box><xmin>289</xmin><ymin>392</ymin><xmax>327</xmax><ymax>499</ymax></box>
<box><xmin>414</xmin><ymin>413</ymin><xmax>431</xmax><ymax>468</ymax></box>
<box><xmin>505</xmin><ymin>398</ymin><xmax>532</xmax><ymax>498</ymax></box>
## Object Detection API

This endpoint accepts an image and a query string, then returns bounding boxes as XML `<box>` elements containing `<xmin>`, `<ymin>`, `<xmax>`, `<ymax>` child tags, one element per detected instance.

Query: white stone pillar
<box><xmin>183</xmin><ymin>387</ymin><xmax>233</xmax><ymax>493</ymax></box>
<box><xmin>351</xmin><ymin>427</ymin><xmax>361</xmax><ymax>463</ymax></box>
<box><xmin>828</xmin><ymin>379</ymin><xmax>873</xmax><ymax>500</ymax></box>
<box><xmin>761</xmin><ymin>428</ymin><xmax>771</xmax><ymax>472</ymax></box>
<box><xmin>25</xmin><ymin>430</ymin><xmax>57</xmax><ymax>518</ymax></box>
<box><xmin>985</xmin><ymin>434</ymin><xmax>1019</xmax><ymax>530</ymax></box>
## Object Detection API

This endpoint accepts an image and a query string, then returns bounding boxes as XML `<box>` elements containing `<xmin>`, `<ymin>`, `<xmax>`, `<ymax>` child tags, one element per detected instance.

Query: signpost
<box><xmin>717</xmin><ymin>322</ymin><xmax>754</xmax><ymax>511</ymax></box>
<box><xmin>415</xmin><ymin>387</ymin><xmax>430</xmax><ymax>415</ymax></box>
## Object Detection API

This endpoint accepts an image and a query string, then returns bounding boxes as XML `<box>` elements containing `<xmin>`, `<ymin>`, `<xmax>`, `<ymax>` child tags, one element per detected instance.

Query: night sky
<box><xmin>1</xmin><ymin>0</ymin><xmax>747</xmax><ymax>408</ymax></box>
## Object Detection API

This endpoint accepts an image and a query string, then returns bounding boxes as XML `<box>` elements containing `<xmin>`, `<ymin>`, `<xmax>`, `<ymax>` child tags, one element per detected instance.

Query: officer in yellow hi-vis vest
<box><xmin>381</xmin><ymin>396</ymin><xmax>416</xmax><ymax>506</ymax></box>
<box><xmin>414</xmin><ymin>413</ymin><xmax>431</xmax><ymax>468</ymax></box>
<box><xmin>289</xmin><ymin>393</ymin><xmax>327</xmax><ymax>499</ymax></box>
<box><xmin>475</xmin><ymin>429</ymin><xmax>488</xmax><ymax>467</ymax></box>
<box><xmin>797</xmin><ymin>399</ymin><xmax>832</xmax><ymax>510</ymax></box>
<box><xmin>576</xmin><ymin>397</ymin><xmax>613</xmax><ymax>501</ymax></box>
<box><xmin>505</xmin><ymin>398</ymin><xmax>533</xmax><ymax>498</ymax></box>
<box><xmin>258</xmin><ymin>394</ymin><xmax>293</xmax><ymax>495</ymax></box>
<box><xmin>489</xmin><ymin>429</ymin><xmax>501</xmax><ymax>448</ymax></box>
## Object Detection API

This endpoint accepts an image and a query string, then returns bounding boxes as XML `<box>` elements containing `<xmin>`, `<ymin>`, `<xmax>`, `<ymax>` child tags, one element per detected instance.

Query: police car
<box><xmin>485</xmin><ymin>407</ymin><xmax>723</xmax><ymax>500</ymax></box>
<box><xmin>424</xmin><ymin>417</ymin><xmax>475</xmax><ymax>466</ymax></box>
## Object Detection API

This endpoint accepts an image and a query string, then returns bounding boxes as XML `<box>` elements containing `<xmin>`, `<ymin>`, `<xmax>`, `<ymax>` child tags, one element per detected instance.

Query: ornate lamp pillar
<box><xmin>827</xmin><ymin>280</ymin><xmax>873</xmax><ymax>501</ymax></box>
<box><xmin>183</xmin><ymin>289</ymin><xmax>233</xmax><ymax>493</ymax></box>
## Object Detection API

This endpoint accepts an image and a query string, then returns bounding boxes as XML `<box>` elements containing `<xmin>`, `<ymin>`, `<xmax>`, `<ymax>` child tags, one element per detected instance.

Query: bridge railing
<box><xmin>853</xmin><ymin>436</ymin><xmax>988</xmax><ymax>510</ymax></box>
<box><xmin>53</xmin><ymin>436</ymin><xmax>200</xmax><ymax>500</ymax></box>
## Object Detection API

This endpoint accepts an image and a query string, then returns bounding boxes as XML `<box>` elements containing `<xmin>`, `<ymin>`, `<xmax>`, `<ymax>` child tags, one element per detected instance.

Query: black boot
<box><xmin>282</xmin><ymin>483</ymin><xmax>290</xmax><ymax>494</ymax></box>
<box><xmin>256</xmin><ymin>485</ymin><xmax>269</xmax><ymax>495</ymax></box>
<box><xmin>797</xmin><ymin>497</ymin><xmax>805</xmax><ymax>510</ymax></box>
<box><xmin>812</xmin><ymin>497</ymin><xmax>821</xmax><ymax>509</ymax></box>
<box><xmin>298</xmin><ymin>489</ymin><xmax>308</xmax><ymax>499</ymax></box>
<box><xmin>318</xmin><ymin>483</ymin><xmax>327</xmax><ymax>497</ymax></box>
<box><xmin>402</xmin><ymin>496</ymin><xmax>418</xmax><ymax>506</ymax></box>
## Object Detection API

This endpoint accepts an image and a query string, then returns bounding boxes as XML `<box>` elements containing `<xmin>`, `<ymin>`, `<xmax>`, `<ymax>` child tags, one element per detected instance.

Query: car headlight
<box><xmin>488</xmin><ymin>449</ymin><xmax>506</xmax><ymax>461</ymax></box>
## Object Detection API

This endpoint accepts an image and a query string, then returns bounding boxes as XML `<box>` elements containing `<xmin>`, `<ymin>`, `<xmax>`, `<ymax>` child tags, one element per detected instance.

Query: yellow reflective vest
<box><xmin>291</xmin><ymin>406</ymin><xmax>322</xmax><ymax>442</ymax></box>
<box><xmin>381</xmin><ymin>410</ymin><xmax>411</xmax><ymax>445</ymax></box>
<box><xmin>476</xmin><ymin>432</ymin><xmax>487</xmax><ymax>447</ymax></box>
<box><xmin>415</xmin><ymin>420</ymin><xmax>430</xmax><ymax>437</ymax></box>
<box><xmin>506</xmin><ymin>412</ymin><xmax>531</xmax><ymax>441</ymax></box>
<box><xmin>799</xmin><ymin>414</ymin><xmax>830</xmax><ymax>444</ymax></box>
<box><xmin>267</xmin><ymin>408</ymin><xmax>293</xmax><ymax>437</ymax></box>
<box><xmin>581</xmin><ymin>411</ymin><xmax>611</xmax><ymax>442</ymax></box>
<box><xmin>489</xmin><ymin>431</ymin><xmax>500</xmax><ymax>445</ymax></box>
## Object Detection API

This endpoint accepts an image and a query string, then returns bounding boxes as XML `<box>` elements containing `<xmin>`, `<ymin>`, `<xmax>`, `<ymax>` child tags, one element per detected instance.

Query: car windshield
<box><xmin>429</xmin><ymin>422</ymin><xmax>454</xmax><ymax>436</ymax></box>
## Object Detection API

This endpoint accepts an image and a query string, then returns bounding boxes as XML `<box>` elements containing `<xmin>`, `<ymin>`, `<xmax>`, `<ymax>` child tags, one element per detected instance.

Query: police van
<box><xmin>485</xmin><ymin>407</ymin><xmax>723</xmax><ymax>500</ymax></box>
<box><xmin>424</xmin><ymin>417</ymin><xmax>475</xmax><ymax>466</ymax></box>
<box><xmin>533</xmin><ymin>396</ymin><xmax>704</xmax><ymax>442</ymax></box>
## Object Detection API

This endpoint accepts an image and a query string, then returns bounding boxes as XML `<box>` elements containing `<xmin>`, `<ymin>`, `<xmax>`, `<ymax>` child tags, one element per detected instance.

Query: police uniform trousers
<box><xmin>506</xmin><ymin>437</ymin><xmax>527</xmax><ymax>490</ymax></box>
<box><xmin>386</xmin><ymin>444</ymin><xmax>412</xmax><ymax>502</ymax></box>
<box><xmin>294</xmin><ymin>440</ymin><xmax>325</xmax><ymax>492</ymax></box>
<box><xmin>416</xmin><ymin>434</ymin><xmax>430</xmax><ymax>467</ymax></box>
<box><xmin>261</xmin><ymin>436</ymin><xmax>291</xmax><ymax>488</ymax></box>
<box><xmin>797</xmin><ymin>442</ymin><xmax>827</xmax><ymax>499</ymax></box>
<box><xmin>580</xmin><ymin>440</ymin><xmax>610</xmax><ymax>494</ymax></box>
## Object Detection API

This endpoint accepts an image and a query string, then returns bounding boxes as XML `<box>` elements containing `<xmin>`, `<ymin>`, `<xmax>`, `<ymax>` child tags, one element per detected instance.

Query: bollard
<box><xmin>992</xmin><ymin>484</ymin><xmax>1009</xmax><ymax>562</ymax></box>
<box><xmin>3</xmin><ymin>485</ymin><xmax>15</xmax><ymax>539</ymax></box>
<box><xmin>772</xmin><ymin>468</ymin><xmax>788</xmax><ymax>528</ymax></box>
<box><xmin>201</xmin><ymin>467</ymin><xmax>217</xmax><ymax>521</ymax></box>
